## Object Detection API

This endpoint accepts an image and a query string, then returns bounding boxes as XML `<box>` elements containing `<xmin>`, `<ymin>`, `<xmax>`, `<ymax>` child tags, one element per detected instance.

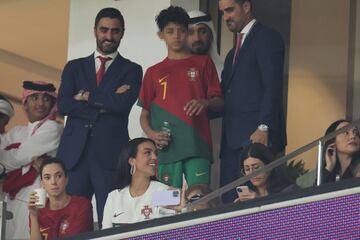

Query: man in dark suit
<box><xmin>56</xmin><ymin>8</ymin><xmax>142</xmax><ymax>224</ymax></box>
<box><xmin>218</xmin><ymin>0</ymin><xmax>286</xmax><ymax>203</ymax></box>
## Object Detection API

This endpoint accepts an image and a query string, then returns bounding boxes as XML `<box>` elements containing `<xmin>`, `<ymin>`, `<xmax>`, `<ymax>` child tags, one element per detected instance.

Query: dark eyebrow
<box><xmin>142</xmin><ymin>147</ymin><xmax>153</xmax><ymax>151</ymax></box>
<box><xmin>99</xmin><ymin>26</ymin><xmax>122</xmax><ymax>32</ymax></box>
<box><xmin>251</xmin><ymin>163</ymin><xmax>262</xmax><ymax>167</ymax></box>
<box><xmin>223</xmin><ymin>6</ymin><xmax>235</xmax><ymax>13</ymax></box>
<box><xmin>43</xmin><ymin>171</ymin><xmax>63</xmax><ymax>176</ymax></box>
<box><xmin>245</xmin><ymin>163</ymin><xmax>261</xmax><ymax>167</ymax></box>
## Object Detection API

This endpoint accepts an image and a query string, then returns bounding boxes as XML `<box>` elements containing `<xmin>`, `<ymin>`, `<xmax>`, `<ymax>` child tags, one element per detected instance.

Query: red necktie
<box><xmin>232</xmin><ymin>33</ymin><xmax>244</xmax><ymax>65</ymax></box>
<box><xmin>96</xmin><ymin>56</ymin><xmax>112</xmax><ymax>86</ymax></box>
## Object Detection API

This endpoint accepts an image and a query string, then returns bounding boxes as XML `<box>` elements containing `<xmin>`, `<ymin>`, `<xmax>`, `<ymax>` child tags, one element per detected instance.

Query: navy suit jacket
<box><xmin>56</xmin><ymin>53</ymin><xmax>142</xmax><ymax>170</ymax></box>
<box><xmin>221</xmin><ymin>23</ymin><xmax>286</xmax><ymax>154</ymax></box>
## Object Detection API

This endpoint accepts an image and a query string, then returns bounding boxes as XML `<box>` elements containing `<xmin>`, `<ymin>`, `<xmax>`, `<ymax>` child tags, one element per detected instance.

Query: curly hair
<box><xmin>155</xmin><ymin>6</ymin><xmax>189</xmax><ymax>31</ymax></box>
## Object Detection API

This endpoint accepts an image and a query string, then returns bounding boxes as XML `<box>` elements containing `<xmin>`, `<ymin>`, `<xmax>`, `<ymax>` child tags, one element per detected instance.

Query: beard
<box><xmin>226</xmin><ymin>21</ymin><xmax>237</xmax><ymax>33</ymax></box>
<box><xmin>190</xmin><ymin>41</ymin><xmax>210</xmax><ymax>55</ymax></box>
<box><xmin>96</xmin><ymin>38</ymin><xmax>120</xmax><ymax>55</ymax></box>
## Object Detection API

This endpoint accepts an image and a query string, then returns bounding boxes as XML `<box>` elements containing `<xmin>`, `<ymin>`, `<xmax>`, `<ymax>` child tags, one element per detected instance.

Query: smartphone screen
<box><xmin>152</xmin><ymin>189</ymin><xmax>180</xmax><ymax>206</ymax></box>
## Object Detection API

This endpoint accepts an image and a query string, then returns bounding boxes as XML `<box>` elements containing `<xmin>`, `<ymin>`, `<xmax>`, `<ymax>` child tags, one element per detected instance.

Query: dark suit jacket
<box><xmin>56</xmin><ymin>53</ymin><xmax>142</xmax><ymax>170</ymax></box>
<box><xmin>221</xmin><ymin>23</ymin><xmax>286</xmax><ymax>154</ymax></box>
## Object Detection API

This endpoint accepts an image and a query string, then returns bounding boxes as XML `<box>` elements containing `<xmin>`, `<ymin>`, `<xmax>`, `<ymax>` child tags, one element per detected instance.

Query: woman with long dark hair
<box><xmin>102</xmin><ymin>138</ymin><xmax>184</xmax><ymax>229</ymax></box>
<box><xmin>296</xmin><ymin>119</ymin><xmax>360</xmax><ymax>187</ymax></box>
<box><xmin>234</xmin><ymin>143</ymin><xmax>290</xmax><ymax>202</ymax></box>
<box><xmin>321</xmin><ymin>120</ymin><xmax>360</xmax><ymax>182</ymax></box>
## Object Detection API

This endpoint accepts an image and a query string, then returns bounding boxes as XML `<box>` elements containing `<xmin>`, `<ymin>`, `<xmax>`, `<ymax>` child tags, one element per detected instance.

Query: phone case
<box><xmin>236</xmin><ymin>186</ymin><xmax>249</xmax><ymax>193</ymax></box>
<box><xmin>152</xmin><ymin>189</ymin><xmax>180</xmax><ymax>206</ymax></box>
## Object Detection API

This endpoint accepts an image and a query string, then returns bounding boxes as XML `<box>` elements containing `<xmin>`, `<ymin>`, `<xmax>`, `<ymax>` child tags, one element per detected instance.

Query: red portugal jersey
<box><xmin>138</xmin><ymin>55</ymin><xmax>222</xmax><ymax>163</ymax></box>
<box><xmin>31</xmin><ymin>196</ymin><xmax>93</xmax><ymax>240</ymax></box>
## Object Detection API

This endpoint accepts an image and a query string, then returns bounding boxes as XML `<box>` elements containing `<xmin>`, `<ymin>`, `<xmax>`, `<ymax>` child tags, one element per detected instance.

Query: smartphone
<box><xmin>236</xmin><ymin>186</ymin><xmax>250</xmax><ymax>194</ymax></box>
<box><xmin>152</xmin><ymin>189</ymin><xmax>180</xmax><ymax>206</ymax></box>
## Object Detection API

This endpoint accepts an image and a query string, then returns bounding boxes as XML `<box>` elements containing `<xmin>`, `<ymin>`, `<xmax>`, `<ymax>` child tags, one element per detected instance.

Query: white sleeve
<box><xmin>0</xmin><ymin>127</ymin><xmax>21</xmax><ymax>149</ymax></box>
<box><xmin>102</xmin><ymin>193</ymin><xmax>113</xmax><ymax>229</ymax></box>
<box><xmin>0</xmin><ymin>122</ymin><xmax>63</xmax><ymax>172</ymax></box>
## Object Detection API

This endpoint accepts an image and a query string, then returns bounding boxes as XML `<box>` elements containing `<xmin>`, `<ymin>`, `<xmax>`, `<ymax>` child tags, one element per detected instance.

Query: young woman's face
<box><xmin>130</xmin><ymin>141</ymin><xmax>158</xmax><ymax>177</ymax></box>
<box><xmin>334</xmin><ymin>122</ymin><xmax>360</xmax><ymax>156</ymax></box>
<box><xmin>40</xmin><ymin>163</ymin><xmax>68</xmax><ymax>197</ymax></box>
<box><xmin>243</xmin><ymin>157</ymin><xmax>269</xmax><ymax>188</ymax></box>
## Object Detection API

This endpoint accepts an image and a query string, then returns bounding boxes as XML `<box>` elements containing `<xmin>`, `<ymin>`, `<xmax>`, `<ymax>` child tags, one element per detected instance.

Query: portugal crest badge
<box><xmin>187</xmin><ymin>68</ymin><xmax>199</xmax><ymax>81</ymax></box>
<box><xmin>141</xmin><ymin>205</ymin><xmax>153</xmax><ymax>219</ymax></box>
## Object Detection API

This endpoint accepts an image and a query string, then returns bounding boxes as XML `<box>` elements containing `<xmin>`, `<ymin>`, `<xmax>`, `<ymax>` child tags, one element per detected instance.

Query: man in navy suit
<box><xmin>218</xmin><ymin>0</ymin><xmax>286</xmax><ymax>203</ymax></box>
<box><xmin>56</xmin><ymin>8</ymin><xmax>142</xmax><ymax>224</ymax></box>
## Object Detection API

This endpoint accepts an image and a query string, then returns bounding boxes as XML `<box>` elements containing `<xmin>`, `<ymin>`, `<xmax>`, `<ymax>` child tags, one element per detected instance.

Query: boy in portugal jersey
<box><xmin>138</xmin><ymin>6</ymin><xmax>223</xmax><ymax>188</ymax></box>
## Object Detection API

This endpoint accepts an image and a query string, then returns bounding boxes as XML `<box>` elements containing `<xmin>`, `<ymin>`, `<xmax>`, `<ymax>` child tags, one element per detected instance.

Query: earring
<box><xmin>130</xmin><ymin>165</ymin><xmax>136</xmax><ymax>175</ymax></box>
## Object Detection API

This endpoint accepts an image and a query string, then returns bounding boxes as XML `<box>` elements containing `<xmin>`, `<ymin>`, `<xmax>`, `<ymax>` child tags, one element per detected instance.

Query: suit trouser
<box><xmin>220</xmin><ymin>143</ymin><xmax>243</xmax><ymax>204</ymax></box>
<box><xmin>66</xmin><ymin>135</ymin><xmax>117</xmax><ymax>228</ymax></box>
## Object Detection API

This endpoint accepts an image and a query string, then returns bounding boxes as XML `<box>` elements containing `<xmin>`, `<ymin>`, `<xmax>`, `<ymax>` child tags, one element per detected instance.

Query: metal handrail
<box><xmin>0</xmin><ymin>201</ymin><xmax>6</xmax><ymax>240</ymax></box>
<box><xmin>316</xmin><ymin>140</ymin><xmax>324</xmax><ymax>186</ymax></box>
<box><xmin>190</xmin><ymin>119</ymin><xmax>360</xmax><ymax>208</ymax></box>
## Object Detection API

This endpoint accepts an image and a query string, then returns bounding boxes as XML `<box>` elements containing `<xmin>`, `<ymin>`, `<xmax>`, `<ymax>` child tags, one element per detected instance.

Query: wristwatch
<box><xmin>258</xmin><ymin>124</ymin><xmax>269</xmax><ymax>132</ymax></box>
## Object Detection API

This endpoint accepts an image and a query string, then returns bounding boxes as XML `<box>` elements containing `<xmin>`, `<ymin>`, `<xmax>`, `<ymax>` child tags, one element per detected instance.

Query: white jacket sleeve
<box><xmin>0</xmin><ymin>121</ymin><xmax>63</xmax><ymax>172</ymax></box>
<box><xmin>0</xmin><ymin>126</ymin><xmax>22</xmax><ymax>149</ymax></box>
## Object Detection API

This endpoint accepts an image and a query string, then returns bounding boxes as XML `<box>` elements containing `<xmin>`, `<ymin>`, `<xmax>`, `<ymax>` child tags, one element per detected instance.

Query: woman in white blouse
<box><xmin>102</xmin><ymin>138</ymin><xmax>184</xmax><ymax>228</ymax></box>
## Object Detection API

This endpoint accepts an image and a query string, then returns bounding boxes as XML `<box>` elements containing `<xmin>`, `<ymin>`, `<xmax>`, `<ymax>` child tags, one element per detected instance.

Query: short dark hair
<box><xmin>115</xmin><ymin>138</ymin><xmax>156</xmax><ymax>189</ymax></box>
<box><xmin>39</xmin><ymin>157</ymin><xmax>68</xmax><ymax>180</ymax></box>
<box><xmin>95</xmin><ymin>7</ymin><xmax>125</xmax><ymax>30</ymax></box>
<box><xmin>234</xmin><ymin>0</ymin><xmax>253</xmax><ymax>11</ymax></box>
<box><xmin>235</xmin><ymin>0</ymin><xmax>252</xmax><ymax>5</ymax></box>
<box><xmin>155</xmin><ymin>6</ymin><xmax>190</xmax><ymax>31</ymax></box>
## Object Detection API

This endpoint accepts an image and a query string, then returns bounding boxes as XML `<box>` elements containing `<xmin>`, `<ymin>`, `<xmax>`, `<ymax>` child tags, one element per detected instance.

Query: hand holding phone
<box><xmin>325</xmin><ymin>143</ymin><xmax>337</xmax><ymax>172</ymax></box>
<box><xmin>152</xmin><ymin>189</ymin><xmax>180</xmax><ymax>207</ymax></box>
<box><xmin>235</xmin><ymin>186</ymin><xmax>256</xmax><ymax>202</ymax></box>
<box><xmin>236</xmin><ymin>186</ymin><xmax>250</xmax><ymax>194</ymax></box>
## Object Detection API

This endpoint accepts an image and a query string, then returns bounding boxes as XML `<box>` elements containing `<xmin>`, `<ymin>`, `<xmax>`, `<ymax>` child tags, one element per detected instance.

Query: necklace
<box><xmin>129</xmin><ymin>181</ymin><xmax>150</xmax><ymax>197</ymax></box>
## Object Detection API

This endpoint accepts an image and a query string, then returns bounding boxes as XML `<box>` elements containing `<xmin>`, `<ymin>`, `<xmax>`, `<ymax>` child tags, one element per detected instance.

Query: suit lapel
<box><xmin>237</xmin><ymin>23</ymin><xmax>261</xmax><ymax>59</ymax></box>
<box><xmin>228</xmin><ymin>23</ymin><xmax>262</xmax><ymax>84</ymax></box>
<box><xmin>83</xmin><ymin>54</ymin><xmax>97</xmax><ymax>90</ymax></box>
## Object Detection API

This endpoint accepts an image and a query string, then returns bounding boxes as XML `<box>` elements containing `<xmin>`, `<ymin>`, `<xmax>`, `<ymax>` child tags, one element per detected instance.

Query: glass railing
<box><xmin>74</xmin><ymin>119</ymin><xmax>359</xmax><ymax>239</ymax></box>
<box><xmin>3</xmin><ymin>120</ymin><xmax>360</xmax><ymax>239</ymax></box>
<box><xmin>190</xmin><ymin>119</ymin><xmax>360</xmax><ymax>210</ymax></box>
